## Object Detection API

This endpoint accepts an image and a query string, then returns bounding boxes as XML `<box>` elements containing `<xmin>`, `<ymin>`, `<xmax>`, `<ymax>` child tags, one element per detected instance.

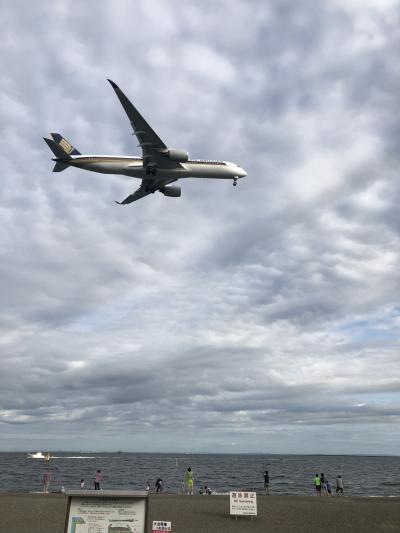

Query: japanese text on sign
<box><xmin>152</xmin><ymin>521</ymin><xmax>172</xmax><ymax>532</ymax></box>
<box><xmin>66</xmin><ymin>496</ymin><xmax>146</xmax><ymax>533</ymax></box>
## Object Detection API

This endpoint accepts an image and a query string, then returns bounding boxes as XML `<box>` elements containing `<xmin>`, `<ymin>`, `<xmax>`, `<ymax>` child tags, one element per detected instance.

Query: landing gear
<box><xmin>233</xmin><ymin>177</ymin><xmax>238</xmax><ymax>186</ymax></box>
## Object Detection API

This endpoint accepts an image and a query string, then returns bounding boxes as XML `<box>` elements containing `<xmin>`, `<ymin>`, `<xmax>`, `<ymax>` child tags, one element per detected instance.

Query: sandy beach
<box><xmin>0</xmin><ymin>493</ymin><xmax>399</xmax><ymax>533</ymax></box>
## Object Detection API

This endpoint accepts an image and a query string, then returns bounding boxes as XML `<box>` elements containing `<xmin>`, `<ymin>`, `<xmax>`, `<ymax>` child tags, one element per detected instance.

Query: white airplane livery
<box><xmin>44</xmin><ymin>80</ymin><xmax>247</xmax><ymax>204</ymax></box>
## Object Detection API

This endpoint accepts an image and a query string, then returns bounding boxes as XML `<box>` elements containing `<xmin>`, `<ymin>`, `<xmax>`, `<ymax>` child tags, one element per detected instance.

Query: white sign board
<box><xmin>152</xmin><ymin>521</ymin><xmax>172</xmax><ymax>532</ymax></box>
<box><xmin>65</xmin><ymin>491</ymin><xmax>147</xmax><ymax>533</ymax></box>
<box><xmin>230</xmin><ymin>491</ymin><xmax>257</xmax><ymax>516</ymax></box>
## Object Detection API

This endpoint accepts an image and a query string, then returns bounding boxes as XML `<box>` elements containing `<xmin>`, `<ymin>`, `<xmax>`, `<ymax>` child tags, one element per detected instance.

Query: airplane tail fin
<box><xmin>43</xmin><ymin>136</ymin><xmax>71</xmax><ymax>159</ymax></box>
<box><xmin>43</xmin><ymin>133</ymin><xmax>81</xmax><ymax>159</ymax></box>
<box><xmin>43</xmin><ymin>134</ymin><xmax>81</xmax><ymax>172</ymax></box>
<box><xmin>50</xmin><ymin>133</ymin><xmax>81</xmax><ymax>156</ymax></box>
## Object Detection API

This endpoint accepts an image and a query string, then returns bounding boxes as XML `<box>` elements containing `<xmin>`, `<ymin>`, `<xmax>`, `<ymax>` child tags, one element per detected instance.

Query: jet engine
<box><xmin>160</xmin><ymin>186</ymin><xmax>181</xmax><ymax>197</ymax></box>
<box><xmin>165</xmin><ymin>149</ymin><xmax>189</xmax><ymax>162</ymax></box>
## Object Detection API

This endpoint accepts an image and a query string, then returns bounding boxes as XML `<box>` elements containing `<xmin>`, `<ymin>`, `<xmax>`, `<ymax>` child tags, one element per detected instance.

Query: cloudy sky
<box><xmin>0</xmin><ymin>0</ymin><xmax>399</xmax><ymax>454</ymax></box>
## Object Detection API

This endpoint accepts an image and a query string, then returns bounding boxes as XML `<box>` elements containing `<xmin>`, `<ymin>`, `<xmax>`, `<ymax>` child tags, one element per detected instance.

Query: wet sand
<box><xmin>0</xmin><ymin>493</ymin><xmax>399</xmax><ymax>533</ymax></box>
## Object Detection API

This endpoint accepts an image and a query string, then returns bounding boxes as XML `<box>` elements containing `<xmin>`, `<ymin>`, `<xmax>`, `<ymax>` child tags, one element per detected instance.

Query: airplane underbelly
<box><xmin>91</xmin><ymin>163</ymin><xmax>129</xmax><ymax>174</ymax></box>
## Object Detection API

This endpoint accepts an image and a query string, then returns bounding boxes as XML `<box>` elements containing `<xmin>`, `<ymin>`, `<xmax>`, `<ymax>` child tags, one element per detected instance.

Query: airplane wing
<box><xmin>107</xmin><ymin>79</ymin><xmax>182</xmax><ymax>170</ymax></box>
<box><xmin>116</xmin><ymin>177</ymin><xmax>177</xmax><ymax>205</ymax></box>
<box><xmin>115</xmin><ymin>183</ymin><xmax>152</xmax><ymax>205</ymax></box>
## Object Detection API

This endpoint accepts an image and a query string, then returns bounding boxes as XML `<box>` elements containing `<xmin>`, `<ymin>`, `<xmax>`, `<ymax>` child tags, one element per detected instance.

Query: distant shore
<box><xmin>1</xmin><ymin>493</ymin><xmax>399</xmax><ymax>533</ymax></box>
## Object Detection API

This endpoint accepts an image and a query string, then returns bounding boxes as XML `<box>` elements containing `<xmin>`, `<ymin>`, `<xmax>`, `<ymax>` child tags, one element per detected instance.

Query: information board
<box><xmin>229</xmin><ymin>491</ymin><xmax>257</xmax><ymax>517</ymax></box>
<box><xmin>152</xmin><ymin>521</ymin><xmax>172</xmax><ymax>532</ymax></box>
<box><xmin>64</xmin><ymin>491</ymin><xmax>148</xmax><ymax>533</ymax></box>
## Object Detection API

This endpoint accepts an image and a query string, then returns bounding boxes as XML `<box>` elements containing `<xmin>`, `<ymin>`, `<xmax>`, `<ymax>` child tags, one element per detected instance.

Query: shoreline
<box><xmin>2</xmin><ymin>489</ymin><xmax>400</xmax><ymax>496</ymax></box>
<box><xmin>1</xmin><ymin>493</ymin><xmax>399</xmax><ymax>533</ymax></box>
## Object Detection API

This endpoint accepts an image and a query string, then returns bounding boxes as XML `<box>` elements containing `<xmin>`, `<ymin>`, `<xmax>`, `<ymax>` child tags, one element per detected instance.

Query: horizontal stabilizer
<box><xmin>52</xmin><ymin>161</ymin><xmax>69</xmax><ymax>172</ymax></box>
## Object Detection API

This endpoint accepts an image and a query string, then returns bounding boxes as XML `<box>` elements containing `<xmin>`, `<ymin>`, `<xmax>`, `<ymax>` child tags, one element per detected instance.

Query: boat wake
<box><xmin>49</xmin><ymin>456</ymin><xmax>97</xmax><ymax>459</ymax></box>
<box><xmin>28</xmin><ymin>453</ymin><xmax>98</xmax><ymax>460</ymax></box>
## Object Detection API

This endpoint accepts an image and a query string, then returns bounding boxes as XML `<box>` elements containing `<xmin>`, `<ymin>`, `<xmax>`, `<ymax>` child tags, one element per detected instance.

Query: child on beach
<box><xmin>326</xmin><ymin>480</ymin><xmax>332</xmax><ymax>496</ymax></box>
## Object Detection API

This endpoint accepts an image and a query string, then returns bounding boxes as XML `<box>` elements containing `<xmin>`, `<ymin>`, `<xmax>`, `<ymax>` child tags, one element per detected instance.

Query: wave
<box><xmin>367</xmin><ymin>495</ymin><xmax>399</xmax><ymax>498</ymax></box>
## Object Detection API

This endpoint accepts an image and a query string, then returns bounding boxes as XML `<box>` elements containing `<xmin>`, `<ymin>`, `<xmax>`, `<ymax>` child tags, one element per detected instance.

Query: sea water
<box><xmin>0</xmin><ymin>453</ymin><xmax>399</xmax><ymax>496</ymax></box>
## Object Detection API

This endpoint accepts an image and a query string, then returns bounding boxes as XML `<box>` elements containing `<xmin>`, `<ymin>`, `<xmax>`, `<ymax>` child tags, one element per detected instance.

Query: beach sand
<box><xmin>0</xmin><ymin>493</ymin><xmax>399</xmax><ymax>533</ymax></box>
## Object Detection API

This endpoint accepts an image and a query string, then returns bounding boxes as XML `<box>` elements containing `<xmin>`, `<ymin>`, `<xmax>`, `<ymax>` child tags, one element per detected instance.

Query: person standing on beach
<box><xmin>263</xmin><ymin>470</ymin><xmax>270</xmax><ymax>495</ymax></box>
<box><xmin>155</xmin><ymin>478</ymin><xmax>163</xmax><ymax>493</ymax></box>
<box><xmin>94</xmin><ymin>470</ymin><xmax>102</xmax><ymax>490</ymax></box>
<box><xmin>80</xmin><ymin>479</ymin><xmax>85</xmax><ymax>489</ymax></box>
<box><xmin>187</xmin><ymin>467</ymin><xmax>194</xmax><ymax>495</ymax></box>
<box><xmin>326</xmin><ymin>479</ymin><xmax>332</xmax><ymax>496</ymax></box>
<box><xmin>320</xmin><ymin>473</ymin><xmax>327</xmax><ymax>496</ymax></box>
<box><xmin>43</xmin><ymin>470</ymin><xmax>52</xmax><ymax>493</ymax></box>
<box><xmin>336</xmin><ymin>475</ymin><xmax>344</xmax><ymax>495</ymax></box>
<box><xmin>314</xmin><ymin>474</ymin><xmax>321</xmax><ymax>496</ymax></box>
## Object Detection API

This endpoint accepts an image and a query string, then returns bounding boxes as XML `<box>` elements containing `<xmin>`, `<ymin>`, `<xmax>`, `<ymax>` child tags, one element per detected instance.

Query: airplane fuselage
<box><xmin>66</xmin><ymin>155</ymin><xmax>246</xmax><ymax>181</ymax></box>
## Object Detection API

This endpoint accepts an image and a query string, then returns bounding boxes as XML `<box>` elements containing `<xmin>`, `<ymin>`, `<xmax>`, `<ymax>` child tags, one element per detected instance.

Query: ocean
<box><xmin>0</xmin><ymin>453</ymin><xmax>399</xmax><ymax>496</ymax></box>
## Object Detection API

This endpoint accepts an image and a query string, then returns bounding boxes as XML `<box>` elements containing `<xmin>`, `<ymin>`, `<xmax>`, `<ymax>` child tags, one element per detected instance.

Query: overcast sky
<box><xmin>0</xmin><ymin>0</ymin><xmax>399</xmax><ymax>454</ymax></box>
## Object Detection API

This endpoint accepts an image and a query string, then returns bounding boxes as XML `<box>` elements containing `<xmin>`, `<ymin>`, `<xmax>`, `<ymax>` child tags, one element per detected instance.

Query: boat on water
<box><xmin>28</xmin><ymin>452</ymin><xmax>52</xmax><ymax>461</ymax></box>
<box><xmin>28</xmin><ymin>452</ymin><xmax>45</xmax><ymax>459</ymax></box>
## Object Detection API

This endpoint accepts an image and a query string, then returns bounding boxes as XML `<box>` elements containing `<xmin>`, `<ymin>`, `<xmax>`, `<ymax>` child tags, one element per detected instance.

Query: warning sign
<box><xmin>230</xmin><ymin>491</ymin><xmax>257</xmax><ymax>516</ymax></box>
<box><xmin>152</xmin><ymin>521</ymin><xmax>172</xmax><ymax>532</ymax></box>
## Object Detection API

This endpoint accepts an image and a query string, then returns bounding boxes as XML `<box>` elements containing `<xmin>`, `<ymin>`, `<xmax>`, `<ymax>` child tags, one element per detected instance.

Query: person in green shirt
<box><xmin>186</xmin><ymin>467</ymin><xmax>194</xmax><ymax>495</ymax></box>
<box><xmin>314</xmin><ymin>474</ymin><xmax>321</xmax><ymax>495</ymax></box>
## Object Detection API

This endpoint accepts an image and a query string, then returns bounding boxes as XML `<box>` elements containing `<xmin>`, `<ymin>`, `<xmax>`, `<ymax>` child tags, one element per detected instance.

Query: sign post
<box><xmin>229</xmin><ymin>491</ymin><xmax>257</xmax><ymax>520</ymax></box>
<box><xmin>64</xmin><ymin>490</ymin><xmax>149</xmax><ymax>533</ymax></box>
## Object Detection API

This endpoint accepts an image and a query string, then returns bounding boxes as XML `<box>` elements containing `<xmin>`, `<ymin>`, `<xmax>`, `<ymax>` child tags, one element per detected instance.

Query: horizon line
<box><xmin>2</xmin><ymin>451</ymin><xmax>399</xmax><ymax>458</ymax></box>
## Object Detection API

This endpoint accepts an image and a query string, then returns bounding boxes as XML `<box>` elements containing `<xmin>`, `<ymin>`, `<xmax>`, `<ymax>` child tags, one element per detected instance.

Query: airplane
<box><xmin>43</xmin><ymin>80</ymin><xmax>247</xmax><ymax>204</ymax></box>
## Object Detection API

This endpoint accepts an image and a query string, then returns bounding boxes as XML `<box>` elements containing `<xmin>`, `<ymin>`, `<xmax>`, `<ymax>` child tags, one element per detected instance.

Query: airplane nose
<box><xmin>239</xmin><ymin>168</ymin><xmax>247</xmax><ymax>178</ymax></box>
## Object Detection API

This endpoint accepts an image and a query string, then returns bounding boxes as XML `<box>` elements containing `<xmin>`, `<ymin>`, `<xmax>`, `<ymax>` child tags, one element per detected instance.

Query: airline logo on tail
<box><xmin>58</xmin><ymin>137</ymin><xmax>74</xmax><ymax>154</ymax></box>
<box><xmin>48</xmin><ymin>133</ymin><xmax>81</xmax><ymax>156</ymax></box>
